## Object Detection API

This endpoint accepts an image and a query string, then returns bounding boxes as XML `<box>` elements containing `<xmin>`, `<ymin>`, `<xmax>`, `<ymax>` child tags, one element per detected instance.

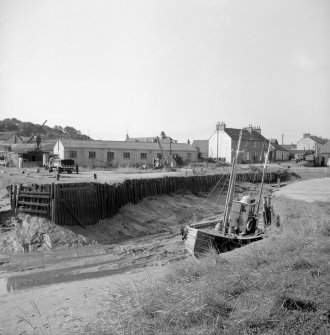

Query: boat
<box><xmin>182</xmin><ymin>130</ymin><xmax>272</xmax><ymax>256</ymax></box>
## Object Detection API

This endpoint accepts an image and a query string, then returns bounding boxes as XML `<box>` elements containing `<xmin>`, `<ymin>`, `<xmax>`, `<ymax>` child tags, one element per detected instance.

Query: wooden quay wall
<box><xmin>8</xmin><ymin>171</ymin><xmax>285</xmax><ymax>227</ymax></box>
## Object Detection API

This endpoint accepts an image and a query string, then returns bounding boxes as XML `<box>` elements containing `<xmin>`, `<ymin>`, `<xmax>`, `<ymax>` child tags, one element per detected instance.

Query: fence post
<box><xmin>51</xmin><ymin>183</ymin><xmax>55</xmax><ymax>222</ymax></box>
<box><xmin>9</xmin><ymin>185</ymin><xmax>13</xmax><ymax>210</ymax></box>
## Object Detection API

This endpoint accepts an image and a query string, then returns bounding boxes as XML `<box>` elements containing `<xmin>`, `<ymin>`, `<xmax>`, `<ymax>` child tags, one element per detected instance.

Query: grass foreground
<box><xmin>81</xmin><ymin>196</ymin><xmax>330</xmax><ymax>335</ymax></box>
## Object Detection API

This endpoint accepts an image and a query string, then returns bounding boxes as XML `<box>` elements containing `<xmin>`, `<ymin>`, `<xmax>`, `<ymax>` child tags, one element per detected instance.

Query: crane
<box><xmin>155</xmin><ymin>136</ymin><xmax>169</xmax><ymax>169</ymax></box>
<box><xmin>27</xmin><ymin>120</ymin><xmax>47</xmax><ymax>150</ymax></box>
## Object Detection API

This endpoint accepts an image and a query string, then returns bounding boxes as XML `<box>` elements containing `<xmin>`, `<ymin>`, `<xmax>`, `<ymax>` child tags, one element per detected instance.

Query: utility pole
<box><xmin>216</xmin><ymin>122</ymin><xmax>220</xmax><ymax>159</ymax></box>
<box><xmin>281</xmin><ymin>134</ymin><xmax>284</xmax><ymax>161</ymax></box>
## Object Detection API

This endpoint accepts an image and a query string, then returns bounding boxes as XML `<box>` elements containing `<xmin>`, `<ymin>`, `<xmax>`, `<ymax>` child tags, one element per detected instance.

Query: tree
<box><xmin>0</xmin><ymin>118</ymin><xmax>92</xmax><ymax>140</ymax></box>
<box><xmin>53</xmin><ymin>125</ymin><xmax>64</xmax><ymax>133</ymax></box>
<box><xmin>64</xmin><ymin>126</ymin><xmax>79</xmax><ymax>137</ymax></box>
<box><xmin>0</xmin><ymin>118</ymin><xmax>19</xmax><ymax>131</ymax></box>
<box><xmin>20</xmin><ymin>122</ymin><xmax>37</xmax><ymax>136</ymax></box>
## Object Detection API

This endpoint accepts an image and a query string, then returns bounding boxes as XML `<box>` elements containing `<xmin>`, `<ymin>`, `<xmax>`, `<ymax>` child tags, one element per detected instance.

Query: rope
<box><xmin>215</xmin><ymin>173</ymin><xmax>230</xmax><ymax>206</ymax></box>
<box><xmin>252</xmin><ymin>139</ymin><xmax>267</xmax><ymax>185</ymax></box>
<box><xmin>188</xmin><ymin>173</ymin><xmax>228</xmax><ymax>224</ymax></box>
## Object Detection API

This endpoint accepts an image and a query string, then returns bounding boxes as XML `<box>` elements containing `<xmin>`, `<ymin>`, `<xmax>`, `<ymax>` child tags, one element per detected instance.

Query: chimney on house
<box><xmin>216</xmin><ymin>121</ymin><xmax>226</xmax><ymax>132</ymax></box>
<box><xmin>253</xmin><ymin>125</ymin><xmax>261</xmax><ymax>134</ymax></box>
<box><xmin>244</xmin><ymin>124</ymin><xmax>253</xmax><ymax>133</ymax></box>
<box><xmin>303</xmin><ymin>133</ymin><xmax>310</xmax><ymax>138</ymax></box>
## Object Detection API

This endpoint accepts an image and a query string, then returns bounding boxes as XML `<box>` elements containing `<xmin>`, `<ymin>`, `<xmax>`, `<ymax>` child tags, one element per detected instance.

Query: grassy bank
<box><xmin>81</xmin><ymin>197</ymin><xmax>330</xmax><ymax>335</ymax></box>
<box><xmin>287</xmin><ymin>166</ymin><xmax>330</xmax><ymax>181</ymax></box>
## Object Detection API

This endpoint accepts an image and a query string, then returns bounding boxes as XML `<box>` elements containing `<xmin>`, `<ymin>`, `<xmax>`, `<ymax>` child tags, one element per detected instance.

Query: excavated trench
<box><xmin>0</xmin><ymin>181</ymin><xmax>264</xmax><ymax>294</ymax></box>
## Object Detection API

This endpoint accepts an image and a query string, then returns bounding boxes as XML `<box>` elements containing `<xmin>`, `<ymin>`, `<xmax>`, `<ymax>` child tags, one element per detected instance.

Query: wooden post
<box><xmin>61</xmin><ymin>199</ymin><xmax>86</xmax><ymax>228</ymax></box>
<box><xmin>54</xmin><ymin>184</ymin><xmax>59</xmax><ymax>225</ymax></box>
<box><xmin>262</xmin><ymin>197</ymin><xmax>267</xmax><ymax>226</ymax></box>
<box><xmin>9</xmin><ymin>185</ymin><xmax>13</xmax><ymax>209</ymax></box>
<box><xmin>51</xmin><ymin>183</ymin><xmax>55</xmax><ymax>222</ymax></box>
<box><xmin>12</xmin><ymin>185</ymin><xmax>16</xmax><ymax>211</ymax></box>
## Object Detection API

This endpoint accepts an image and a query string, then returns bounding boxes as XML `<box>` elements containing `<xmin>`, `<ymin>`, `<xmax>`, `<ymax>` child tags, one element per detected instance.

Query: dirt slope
<box><xmin>0</xmin><ymin>178</ymin><xmax>265</xmax><ymax>335</ymax></box>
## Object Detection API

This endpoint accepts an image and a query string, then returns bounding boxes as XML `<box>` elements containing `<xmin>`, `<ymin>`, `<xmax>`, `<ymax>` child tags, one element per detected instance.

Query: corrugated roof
<box><xmin>58</xmin><ymin>139</ymin><xmax>198</xmax><ymax>152</ymax></box>
<box><xmin>224</xmin><ymin>128</ymin><xmax>268</xmax><ymax>142</ymax></box>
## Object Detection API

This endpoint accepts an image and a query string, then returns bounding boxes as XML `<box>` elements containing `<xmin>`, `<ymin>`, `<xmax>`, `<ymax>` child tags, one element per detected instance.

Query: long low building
<box><xmin>53</xmin><ymin>139</ymin><xmax>198</xmax><ymax>168</ymax></box>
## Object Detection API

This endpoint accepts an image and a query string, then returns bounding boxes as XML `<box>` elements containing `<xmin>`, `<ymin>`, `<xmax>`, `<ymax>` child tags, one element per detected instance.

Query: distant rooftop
<box><xmin>270</xmin><ymin>139</ymin><xmax>288</xmax><ymax>151</ymax></box>
<box><xmin>58</xmin><ymin>139</ymin><xmax>197</xmax><ymax>152</ymax></box>
<box><xmin>302</xmin><ymin>133</ymin><xmax>328</xmax><ymax>145</ymax></box>
<box><xmin>224</xmin><ymin>128</ymin><xmax>267</xmax><ymax>142</ymax></box>
<box><xmin>192</xmin><ymin>140</ymin><xmax>208</xmax><ymax>154</ymax></box>
<box><xmin>126</xmin><ymin>131</ymin><xmax>178</xmax><ymax>144</ymax></box>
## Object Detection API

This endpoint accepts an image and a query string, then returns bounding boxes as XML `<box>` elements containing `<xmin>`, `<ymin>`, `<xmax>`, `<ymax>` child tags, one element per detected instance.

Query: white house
<box><xmin>296</xmin><ymin>133</ymin><xmax>328</xmax><ymax>165</ymax></box>
<box><xmin>53</xmin><ymin>139</ymin><xmax>198</xmax><ymax>168</ymax></box>
<box><xmin>209</xmin><ymin>122</ymin><xmax>268</xmax><ymax>163</ymax></box>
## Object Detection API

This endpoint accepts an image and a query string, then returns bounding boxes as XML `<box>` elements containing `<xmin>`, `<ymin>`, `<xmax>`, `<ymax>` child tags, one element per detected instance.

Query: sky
<box><xmin>0</xmin><ymin>0</ymin><xmax>329</xmax><ymax>144</ymax></box>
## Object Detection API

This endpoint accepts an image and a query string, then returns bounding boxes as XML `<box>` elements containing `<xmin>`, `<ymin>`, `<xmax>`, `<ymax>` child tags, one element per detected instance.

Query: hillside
<box><xmin>0</xmin><ymin>118</ymin><xmax>92</xmax><ymax>141</ymax></box>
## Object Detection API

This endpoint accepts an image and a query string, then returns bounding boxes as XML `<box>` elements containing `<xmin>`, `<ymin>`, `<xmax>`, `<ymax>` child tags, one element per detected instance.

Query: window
<box><xmin>89</xmin><ymin>151</ymin><xmax>96</xmax><ymax>159</ymax></box>
<box><xmin>70</xmin><ymin>151</ymin><xmax>77</xmax><ymax>158</ymax></box>
<box><xmin>157</xmin><ymin>153</ymin><xmax>162</xmax><ymax>159</ymax></box>
<box><xmin>107</xmin><ymin>152</ymin><xmax>114</xmax><ymax>160</ymax></box>
<box><xmin>124</xmin><ymin>152</ymin><xmax>130</xmax><ymax>159</ymax></box>
<box><xmin>187</xmin><ymin>153</ymin><xmax>192</xmax><ymax>160</ymax></box>
<box><xmin>173</xmin><ymin>154</ymin><xmax>178</xmax><ymax>159</ymax></box>
<box><xmin>140</xmin><ymin>153</ymin><xmax>147</xmax><ymax>159</ymax></box>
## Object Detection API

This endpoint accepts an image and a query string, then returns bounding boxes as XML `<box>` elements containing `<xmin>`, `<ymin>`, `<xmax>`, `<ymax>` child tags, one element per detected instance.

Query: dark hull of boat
<box><xmin>185</xmin><ymin>226</ymin><xmax>263</xmax><ymax>256</ymax></box>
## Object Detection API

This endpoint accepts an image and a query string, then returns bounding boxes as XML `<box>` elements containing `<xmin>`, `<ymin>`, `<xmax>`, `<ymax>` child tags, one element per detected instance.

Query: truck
<box><xmin>49</xmin><ymin>158</ymin><xmax>78</xmax><ymax>174</ymax></box>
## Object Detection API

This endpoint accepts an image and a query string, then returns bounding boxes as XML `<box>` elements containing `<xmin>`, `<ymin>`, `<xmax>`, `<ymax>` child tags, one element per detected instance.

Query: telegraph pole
<box><xmin>216</xmin><ymin>122</ymin><xmax>220</xmax><ymax>159</ymax></box>
<box><xmin>281</xmin><ymin>133</ymin><xmax>284</xmax><ymax>161</ymax></box>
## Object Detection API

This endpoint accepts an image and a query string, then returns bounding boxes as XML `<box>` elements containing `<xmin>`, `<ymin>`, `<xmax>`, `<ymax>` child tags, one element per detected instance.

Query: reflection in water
<box><xmin>0</xmin><ymin>277</ymin><xmax>14</xmax><ymax>295</ymax></box>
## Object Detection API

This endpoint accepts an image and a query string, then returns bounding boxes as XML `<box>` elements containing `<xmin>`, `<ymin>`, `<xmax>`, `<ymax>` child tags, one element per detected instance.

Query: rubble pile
<box><xmin>0</xmin><ymin>213</ymin><xmax>92</xmax><ymax>253</ymax></box>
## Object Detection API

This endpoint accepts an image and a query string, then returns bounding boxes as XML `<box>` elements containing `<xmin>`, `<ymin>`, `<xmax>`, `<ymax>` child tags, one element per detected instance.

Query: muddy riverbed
<box><xmin>1</xmin><ymin>180</ymin><xmax>249</xmax><ymax>335</ymax></box>
<box><xmin>1</xmin><ymin>168</ymin><xmax>310</xmax><ymax>335</ymax></box>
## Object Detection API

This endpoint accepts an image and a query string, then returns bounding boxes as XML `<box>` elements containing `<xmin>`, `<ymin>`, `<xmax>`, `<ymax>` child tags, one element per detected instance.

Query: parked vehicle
<box><xmin>49</xmin><ymin>158</ymin><xmax>78</xmax><ymax>174</ymax></box>
<box><xmin>295</xmin><ymin>150</ymin><xmax>314</xmax><ymax>163</ymax></box>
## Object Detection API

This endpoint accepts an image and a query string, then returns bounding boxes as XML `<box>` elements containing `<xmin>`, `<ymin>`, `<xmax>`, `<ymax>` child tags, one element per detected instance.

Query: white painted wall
<box><xmin>53</xmin><ymin>140</ymin><xmax>198</xmax><ymax>167</ymax></box>
<box><xmin>53</xmin><ymin>141</ymin><xmax>65</xmax><ymax>158</ymax></box>
<box><xmin>297</xmin><ymin>136</ymin><xmax>324</xmax><ymax>160</ymax></box>
<box><xmin>297</xmin><ymin>137</ymin><xmax>316</xmax><ymax>151</ymax></box>
<box><xmin>208</xmin><ymin>131</ymin><xmax>232</xmax><ymax>162</ymax></box>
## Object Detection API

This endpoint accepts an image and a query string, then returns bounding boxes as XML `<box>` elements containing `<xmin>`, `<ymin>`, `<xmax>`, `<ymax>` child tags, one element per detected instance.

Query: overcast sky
<box><xmin>0</xmin><ymin>0</ymin><xmax>329</xmax><ymax>143</ymax></box>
